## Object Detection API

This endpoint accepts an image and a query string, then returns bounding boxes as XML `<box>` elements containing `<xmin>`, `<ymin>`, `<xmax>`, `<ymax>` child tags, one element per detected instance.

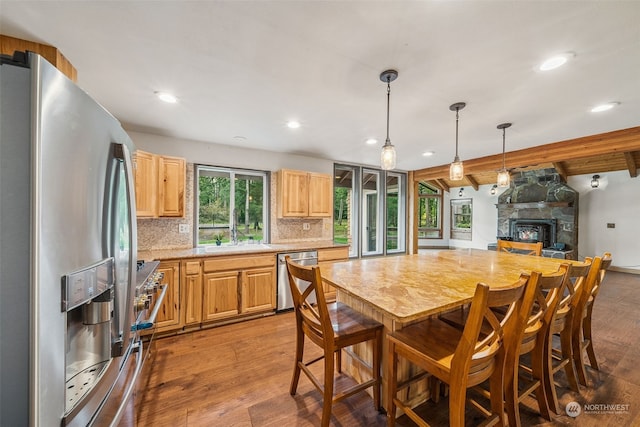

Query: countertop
<box><xmin>138</xmin><ymin>240</ymin><xmax>347</xmax><ymax>262</ymax></box>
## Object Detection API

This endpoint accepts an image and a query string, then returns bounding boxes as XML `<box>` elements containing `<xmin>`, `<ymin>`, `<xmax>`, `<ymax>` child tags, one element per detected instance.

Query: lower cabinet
<box><xmin>203</xmin><ymin>271</ymin><xmax>240</xmax><ymax>321</ymax></box>
<box><xmin>181</xmin><ymin>254</ymin><xmax>276</xmax><ymax>327</ymax></box>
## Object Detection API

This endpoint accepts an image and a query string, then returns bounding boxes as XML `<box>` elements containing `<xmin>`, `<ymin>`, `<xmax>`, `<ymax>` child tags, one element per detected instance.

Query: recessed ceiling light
<box><xmin>591</xmin><ymin>102</ymin><xmax>620</xmax><ymax>113</ymax></box>
<box><xmin>155</xmin><ymin>91</ymin><xmax>177</xmax><ymax>103</ymax></box>
<box><xmin>539</xmin><ymin>52</ymin><xmax>575</xmax><ymax>71</ymax></box>
<box><xmin>366</xmin><ymin>138</ymin><xmax>378</xmax><ymax>145</ymax></box>
<box><xmin>286</xmin><ymin>120</ymin><xmax>301</xmax><ymax>129</ymax></box>
<box><xmin>422</xmin><ymin>151</ymin><xmax>435</xmax><ymax>157</ymax></box>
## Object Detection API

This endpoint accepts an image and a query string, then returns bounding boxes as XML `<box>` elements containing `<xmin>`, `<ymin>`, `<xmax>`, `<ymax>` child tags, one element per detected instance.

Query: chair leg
<box><xmin>560</xmin><ymin>325</ymin><xmax>580</xmax><ymax>392</ymax></box>
<box><xmin>336</xmin><ymin>348</ymin><xmax>342</xmax><ymax>373</ymax></box>
<box><xmin>387</xmin><ymin>341</ymin><xmax>398</xmax><ymax>427</ymax></box>
<box><xmin>371</xmin><ymin>329</ymin><xmax>382</xmax><ymax>411</ymax></box>
<box><xmin>321</xmin><ymin>347</ymin><xmax>335</xmax><ymax>427</ymax></box>
<box><xmin>505</xmin><ymin>355</ymin><xmax>521</xmax><ymax>427</ymax></box>
<box><xmin>573</xmin><ymin>326</ymin><xmax>588</xmax><ymax>387</ymax></box>
<box><xmin>290</xmin><ymin>326</ymin><xmax>304</xmax><ymax>396</ymax></box>
<box><xmin>542</xmin><ymin>331</ymin><xmax>560</xmax><ymax>415</ymax></box>
<box><xmin>531</xmin><ymin>339</ymin><xmax>552</xmax><ymax>420</ymax></box>
<box><xmin>448</xmin><ymin>379</ymin><xmax>468</xmax><ymax>427</ymax></box>
<box><xmin>584</xmin><ymin>306</ymin><xmax>599</xmax><ymax>371</ymax></box>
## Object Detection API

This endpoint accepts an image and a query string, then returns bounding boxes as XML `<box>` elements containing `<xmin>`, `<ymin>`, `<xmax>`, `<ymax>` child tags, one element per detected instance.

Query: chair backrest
<box><xmin>497</xmin><ymin>239</ymin><xmax>543</xmax><ymax>256</ymax></box>
<box><xmin>552</xmin><ymin>259</ymin><xmax>592</xmax><ymax>328</ymax></box>
<box><xmin>516</xmin><ymin>265</ymin><xmax>569</xmax><ymax>356</ymax></box>
<box><xmin>589</xmin><ymin>252</ymin><xmax>612</xmax><ymax>300</ymax></box>
<box><xmin>453</xmin><ymin>276</ymin><xmax>529</xmax><ymax>386</ymax></box>
<box><xmin>285</xmin><ymin>256</ymin><xmax>332</xmax><ymax>346</ymax></box>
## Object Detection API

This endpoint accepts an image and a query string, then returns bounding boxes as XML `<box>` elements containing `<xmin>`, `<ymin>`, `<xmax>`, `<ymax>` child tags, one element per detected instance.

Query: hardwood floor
<box><xmin>137</xmin><ymin>270</ymin><xmax>640</xmax><ymax>426</ymax></box>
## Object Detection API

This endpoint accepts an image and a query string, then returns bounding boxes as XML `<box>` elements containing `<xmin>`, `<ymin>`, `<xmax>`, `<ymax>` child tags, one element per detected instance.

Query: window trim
<box><xmin>417</xmin><ymin>182</ymin><xmax>443</xmax><ymax>239</ymax></box>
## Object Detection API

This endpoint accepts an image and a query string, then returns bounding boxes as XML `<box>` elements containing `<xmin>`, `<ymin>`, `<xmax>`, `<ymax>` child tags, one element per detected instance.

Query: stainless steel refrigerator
<box><xmin>1</xmin><ymin>52</ymin><xmax>139</xmax><ymax>426</ymax></box>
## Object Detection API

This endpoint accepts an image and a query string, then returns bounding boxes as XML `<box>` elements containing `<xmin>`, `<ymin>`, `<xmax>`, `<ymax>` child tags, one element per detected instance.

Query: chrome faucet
<box><xmin>231</xmin><ymin>208</ymin><xmax>238</xmax><ymax>245</ymax></box>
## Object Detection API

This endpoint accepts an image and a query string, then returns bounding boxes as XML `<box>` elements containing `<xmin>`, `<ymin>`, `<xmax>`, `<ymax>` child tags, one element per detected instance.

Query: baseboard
<box><xmin>610</xmin><ymin>266</ymin><xmax>640</xmax><ymax>275</ymax></box>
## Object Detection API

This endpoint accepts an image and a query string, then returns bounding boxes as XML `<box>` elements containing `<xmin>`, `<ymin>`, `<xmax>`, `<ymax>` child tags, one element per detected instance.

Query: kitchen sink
<box><xmin>203</xmin><ymin>243</ymin><xmax>272</xmax><ymax>253</ymax></box>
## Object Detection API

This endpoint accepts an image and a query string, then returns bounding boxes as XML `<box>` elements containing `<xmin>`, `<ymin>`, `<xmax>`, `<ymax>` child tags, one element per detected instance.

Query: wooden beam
<box><xmin>465</xmin><ymin>175</ymin><xmax>479</xmax><ymax>191</ymax></box>
<box><xmin>434</xmin><ymin>179</ymin><xmax>450</xmax><ymax>192</ymax></box>
<box><xmin>624</xmin><ymin>152</ymin><xmax>638</xmax><ymax>177</ymax></box>
<box><xmin>552</xmin><ymin>162</ymin><xmax>568</xmax><ymax>182</ymax></box>
<box><xmin>413</xmin><ymin>126</ymin><xmax>640</xmax><ymax>181</ymax></box>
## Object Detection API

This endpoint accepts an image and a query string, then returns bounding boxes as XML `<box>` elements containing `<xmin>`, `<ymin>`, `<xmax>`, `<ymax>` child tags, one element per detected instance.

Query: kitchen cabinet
<box><xmin>317</xmin><ymin>246</ymin><xmax>349</xmax><ymax>301</ymax></box>
<box><xmin>134</xmin><ymin>150</ymin><xmax>185</xmax><ymax>218</ymax></box>
<box><xmin>1</xmin><ymin>35</ymin><xmax>77</xmax><ymax>81</ymax></box>
<box><xmin>277</xmin><ymin>169</ymin><xmax>332</xmax><ymax>218</ymax></box>
<box><xmin>203</xmin><ymin>271</ymin><xmax>239</xmax><ymax>321</ymax></box>
<box><xmin>181</xmin><ymin>253</ymin><xmax>276</xmax><ymax>327</ymax></box>
<box><xmin>181</xmin><ymin>260</ymin><xmax>203</xmax><ymax>327</ymax></box>
<box><xmin>139</xmin><ymin>260</ymin><xmax>181</xmax><ymax>336</ymax></box>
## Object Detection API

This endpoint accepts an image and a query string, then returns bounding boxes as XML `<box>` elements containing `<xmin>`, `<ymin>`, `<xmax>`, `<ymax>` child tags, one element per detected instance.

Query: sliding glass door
<box><xmin>334</xmin><ymin>164</ymin><xmax>406</xmax><ymax>258</ymax></box>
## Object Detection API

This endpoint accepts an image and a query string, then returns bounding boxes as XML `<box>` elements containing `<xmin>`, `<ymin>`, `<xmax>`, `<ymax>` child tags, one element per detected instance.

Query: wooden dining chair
<box><xmin>387</xmin><ymin>277</ymin><xmax>529</xmax><ymax>427</ymax></box>
<box><xmin>504</xmin><ymin>266</ymin><xmax>568</xmax><ymax>427</ymax></box>
<box><xmin>497</xmin><ymin>239</ymin><xmax>543</xmax><ymax>256</ymax></box>
<box><xmin>544</xmin><ymin>259</ymin><xmax>592</xmax><ymax>414</ymax></box>
<box><xmin>285</xmin><ymin>256</ymin><xmax>383</xmax><ymax>427</ymax></box>
<box><xmin>571</xmin><ymin>253</ymin><xmax>612</xmax><ymax>386</ymax></box>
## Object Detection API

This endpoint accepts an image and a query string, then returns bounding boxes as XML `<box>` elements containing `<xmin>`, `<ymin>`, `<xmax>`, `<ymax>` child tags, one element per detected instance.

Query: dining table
<box><xmin>319</xmin><ymin>248</ymin><xmax>579</xmax><ymax>413</ymax></box>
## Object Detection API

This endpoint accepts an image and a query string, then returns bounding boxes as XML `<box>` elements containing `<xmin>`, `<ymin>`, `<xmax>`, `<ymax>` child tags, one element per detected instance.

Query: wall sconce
<box><xmin>458</xmin><ymin>187</ymin><xmax>464</xmax><ymax>197</ymax></box>
<box><xmin>591</xmin><ymin>174</ymin><xmax>600</xmax><ymax>188</ymax></box>
<box><xmin>490</xmin><ymin>184</ymin><xmax>497</xmax><ymax>195</ymax></box>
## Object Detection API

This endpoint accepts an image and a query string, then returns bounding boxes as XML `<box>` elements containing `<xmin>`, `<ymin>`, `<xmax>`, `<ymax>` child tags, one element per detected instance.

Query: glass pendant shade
<box><xmin>381</xmin><ymin>142</ymin><xmax>396</xmax><ymax>170</ymax></box>
<box><xmin>449</xmin><ymin>158</ymin><xmax>464</xmax><ymax>180</ymax></box>
<box><xmin>497</xmin><ymin>169</ymin><xmax>510</xmax><ymax>187</ymax></box>
<box><xmin>591</xmin><ymin>174</ymin><xmax>600</xmax><ymax>188</ymax></box>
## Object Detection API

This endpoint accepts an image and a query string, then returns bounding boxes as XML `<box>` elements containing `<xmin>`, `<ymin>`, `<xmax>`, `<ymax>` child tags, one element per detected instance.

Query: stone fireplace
<box><xmin>496</xmin><ymin>168</ymin><xmax>578</xmax><ymax>258</ymax></box>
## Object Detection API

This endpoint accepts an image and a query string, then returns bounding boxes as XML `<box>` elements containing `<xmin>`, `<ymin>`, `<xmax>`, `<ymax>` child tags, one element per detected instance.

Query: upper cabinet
<box><xmin>134</xmin><ymin>150</ymin><xmax>185</xmax><ymax>218</ymax></box>
<box><xmin>277</xmin><ymin>169</ymin><xmax>332</xmax><ymax>218</ymax></box>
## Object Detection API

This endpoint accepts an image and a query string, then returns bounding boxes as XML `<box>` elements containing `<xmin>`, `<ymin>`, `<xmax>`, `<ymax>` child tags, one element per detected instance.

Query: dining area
<box><xmin>286</xmin><ymin>247</ymin><xmax>616</xmax><ymax>426</ymax></box>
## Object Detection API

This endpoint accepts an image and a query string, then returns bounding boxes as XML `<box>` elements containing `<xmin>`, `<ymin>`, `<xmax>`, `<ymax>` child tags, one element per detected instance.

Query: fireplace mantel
<box><xmin>495</xmin><ymin>201</ymin><xmax>572</xmax><ymax>209</ymax></box>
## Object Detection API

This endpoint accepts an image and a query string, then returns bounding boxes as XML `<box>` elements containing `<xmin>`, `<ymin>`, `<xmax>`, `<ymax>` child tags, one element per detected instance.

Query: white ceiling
<box><xmin>2</xmin><ymin>1</ymin><xmax>639</xmax><ymax>171</ymax></box>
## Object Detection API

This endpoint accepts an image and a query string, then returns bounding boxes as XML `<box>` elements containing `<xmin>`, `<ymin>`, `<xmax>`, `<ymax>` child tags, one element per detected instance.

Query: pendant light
<box><xmin>497</xmin><ymin>122</ymin><xmax>512</xmax><ymax>187</ymax></box>
<box><xmin>591</xmin><ymin>175</ymin><xmax>600</xmax><ymax>188</ymax></box>
<box><xmin>380</xmin><ymin>69</ymin><xmax>398</xmax><ymax>170</ymax></box>
<box><xmin>449</xmin><ymin>102</ymin><xmax>466</xmax><ymax>180</ymax></box>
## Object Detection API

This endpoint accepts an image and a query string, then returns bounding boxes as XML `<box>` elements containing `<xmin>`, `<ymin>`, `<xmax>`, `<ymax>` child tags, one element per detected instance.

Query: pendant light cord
<box><xmin>454</xmin><ymin>107</ymin><xmax>460</xmax><ymax>159</ymax></box>
<box><xmin>385</xmin><ymin>79</ymin><xmax>391</xmax><ymax>145</ymax></box>
<box><xmin>502</xmin><ymin>127</ymin><xmax>506</xmax><ymax>169</ymax></box>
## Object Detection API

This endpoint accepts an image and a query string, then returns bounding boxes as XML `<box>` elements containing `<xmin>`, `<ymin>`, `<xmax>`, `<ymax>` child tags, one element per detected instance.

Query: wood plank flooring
<box><xmin>136</xmin><ymin>270</ymin><xmax>640</xmax><ymax>426</ymax></box>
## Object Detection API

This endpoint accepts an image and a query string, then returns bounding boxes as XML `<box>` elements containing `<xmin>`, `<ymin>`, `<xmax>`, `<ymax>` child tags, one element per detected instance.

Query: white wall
<box><xmin>444</xmin><ymin>172</ymin><xmax>640</xmax><ymax>271</ymax></box>
<box><xmin>568</xmin><ymin>171</ymin><xmax>640</xmax><ymax>270</ymax></box>
<box><xmin>128</xmin><ymin>130</ymin><xmax>334</xmax><ymax>175</ymax></box>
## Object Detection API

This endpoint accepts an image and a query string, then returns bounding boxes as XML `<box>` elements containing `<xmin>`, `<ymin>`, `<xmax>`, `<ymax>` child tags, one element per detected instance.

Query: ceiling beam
<box><xmin>465</xmin><ymin>175</ymin><xmax>479</xmax><ymax>191</ymax></box>
<box><xmin>435</xmin><ymin>179</ymin><xmax>450</xmax><ymax>192</ymax></box>
<box><xmin>413</xmin><ymin>126</ymin><xmax>640</xmax><ymax>181</ymax></box>
<box><xmin>552</xmin><ymin>162</ymin><xmax>568</xmax><ymax>182</ymax></box>
<box><xmin>624</xmin><ymin>152</ymin><xmax>638</xmax><ymax>177</ymax></box>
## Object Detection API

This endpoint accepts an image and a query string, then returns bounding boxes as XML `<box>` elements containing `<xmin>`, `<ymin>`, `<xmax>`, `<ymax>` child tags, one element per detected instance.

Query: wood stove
<box><xmin>508</xmin><ymin>218</ymin><xmax>557</xmax><ymax>249</ymax></box>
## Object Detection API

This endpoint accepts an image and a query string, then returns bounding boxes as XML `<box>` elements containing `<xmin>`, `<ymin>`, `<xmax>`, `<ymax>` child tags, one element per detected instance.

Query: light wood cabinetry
<box><xmin>277</xmin><ymin>169</ymin><xmax>332</xmax><ymax>218</ymax></box>
<box><xmin>134</xmin><ymin>150</ymin><xmax>185</xmax><ymax>218</ymax></box>
<box><xmin>317</xmin><ymin>246</ymin><xmax>349</xmax><ymax>301</ymax></box>
<box><xmin>1</xmin><ymin>35</ymin><xmax>77</xmax><ymax>81</ymax></box>
<box><xmin>203</xmin><ymin>271</ymin><xmax>240</xmax><ymax>321</ymax></box>
<box><xmin>181</xmin><ymin>260</ymin><xmax>203</xmax><ymax>326</ymax></box>
<box><xmin>180</xmin><ymin>253</ymin><xmax>276</xmax><ymax>327</ymax></box>
<box><xmin>154</xmin><ymin>261</ymin><xmax>181</xmax><ymax>331</ymax></box>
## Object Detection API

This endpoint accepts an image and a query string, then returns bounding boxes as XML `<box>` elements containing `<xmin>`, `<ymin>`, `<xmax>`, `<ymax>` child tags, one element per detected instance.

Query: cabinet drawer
<box><xmin>184</xmin><ymin>260</ymin><xmax>201</xmax><ymax>275</ymax></box>
<box><xmin>203</xmin><ymin>255</ymin><xmax>275</xmax><ymax>273</ymax></box>
<box><xmin>318</xmin><ymin>246</ymin><xmax>349</xmax><ymax>262</ymax></box>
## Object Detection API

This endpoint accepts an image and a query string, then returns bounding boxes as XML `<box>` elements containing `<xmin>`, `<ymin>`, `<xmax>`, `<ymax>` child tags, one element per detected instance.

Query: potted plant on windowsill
<box><xmin>215</xmin><ymin>233</ymin><xmax>224</xmax><ymax>246</ymax></box>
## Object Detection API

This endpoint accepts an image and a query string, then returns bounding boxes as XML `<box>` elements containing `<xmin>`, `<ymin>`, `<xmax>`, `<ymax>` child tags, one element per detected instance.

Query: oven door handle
<box><xmin>107</xmin><ymin>341</ymin><xmax>144</xmax><ymax>427</ymax></box>
<box><xmin>133</xmin><ymin>284</ymin><xmax>168</xmax><ymax>331</ymax></box>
